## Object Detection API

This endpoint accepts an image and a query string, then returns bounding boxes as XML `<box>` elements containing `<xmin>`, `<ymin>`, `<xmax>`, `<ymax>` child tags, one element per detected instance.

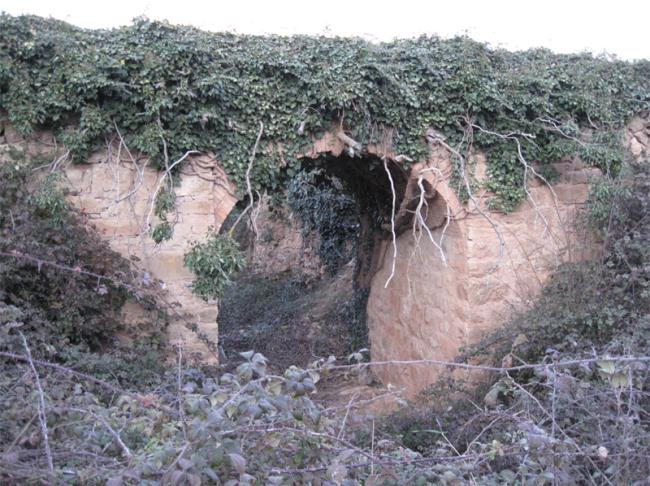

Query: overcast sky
<box><xmin>2</xmin><ymin>0</ymin><xmax>649</xmax><ymax>60</ymax></box>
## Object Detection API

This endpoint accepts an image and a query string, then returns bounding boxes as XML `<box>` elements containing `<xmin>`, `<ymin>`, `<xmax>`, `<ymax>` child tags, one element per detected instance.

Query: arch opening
<box><xmin>216</xmin><ymin>153</ymin><xmax>417</xmax><ymax>371</ymax></box>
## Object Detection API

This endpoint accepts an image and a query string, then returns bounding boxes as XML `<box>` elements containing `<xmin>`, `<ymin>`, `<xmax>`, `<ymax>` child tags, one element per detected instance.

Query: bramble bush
<box><xmin>3</xmin><ymin>13</ymin><xmax>650</xmax><ymax>485</ymax></box>
<box><xmin>0</xmin><ymin>147</ymin><xmax>171</xmax><ymax>365</ymax></box>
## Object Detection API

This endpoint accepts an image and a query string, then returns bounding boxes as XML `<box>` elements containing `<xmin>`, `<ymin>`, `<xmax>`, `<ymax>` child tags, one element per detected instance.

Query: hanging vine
<box><xmin>1</xmin><ymin>14</ymin><xmax>649</xmax><ymax>211</ymax></box>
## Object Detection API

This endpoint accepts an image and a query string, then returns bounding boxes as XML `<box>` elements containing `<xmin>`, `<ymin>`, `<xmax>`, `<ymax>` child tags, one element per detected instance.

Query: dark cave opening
<box><xmin>217</xmin><ymin>154</ymin><xmax>409</xmax><ymax>370</ymax></box>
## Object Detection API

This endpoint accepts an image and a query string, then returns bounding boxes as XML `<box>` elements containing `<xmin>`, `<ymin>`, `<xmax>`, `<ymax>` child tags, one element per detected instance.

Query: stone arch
<box><xmin>365</xmin><ymin>148</ymin><xmax>470</xmax><ymax>391</ymax></box>
<box><xmin>6</xmin><ymin>118</ymin><xmax>623</xmax><ymax>391</ymax></box>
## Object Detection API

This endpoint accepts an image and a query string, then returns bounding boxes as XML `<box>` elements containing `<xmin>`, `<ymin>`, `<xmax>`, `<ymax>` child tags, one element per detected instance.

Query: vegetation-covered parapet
<box><xmin>1</xmin><ymin>14</ymin><xmax>649</xmax><ymax>210</ymax></box>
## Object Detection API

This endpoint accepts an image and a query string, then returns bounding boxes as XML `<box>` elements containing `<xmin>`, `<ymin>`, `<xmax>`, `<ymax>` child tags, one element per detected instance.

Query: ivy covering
<box><xmin>1</xmin><ymin>14</ymin><xmax>649</xmax><ymax>210</ymax></box>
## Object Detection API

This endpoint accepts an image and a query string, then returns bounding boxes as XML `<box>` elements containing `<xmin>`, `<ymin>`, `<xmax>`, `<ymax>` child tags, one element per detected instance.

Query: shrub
<box><xmin>0</xmin><ymin>147</ymin><xmax>168</xmax><ymax>382</ymax></box>
<box><xmin>184</xmin><ymin>233</ymin><xmax>246</xmax><ymax>300</ymax></box>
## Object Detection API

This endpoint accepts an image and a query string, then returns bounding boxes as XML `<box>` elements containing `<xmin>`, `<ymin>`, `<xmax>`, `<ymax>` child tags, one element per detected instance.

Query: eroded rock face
<box><xmin>367</xmin><ymin>148</ymin><xmax>600</xmax><ymax>393</ymax></box>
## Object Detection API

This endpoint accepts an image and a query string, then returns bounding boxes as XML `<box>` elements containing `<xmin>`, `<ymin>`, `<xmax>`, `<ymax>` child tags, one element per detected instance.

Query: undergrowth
<box><xmin>0</xmin><ymin>147</ymin><xmax>168</xmax><ymax>386</ymax></box>
<box><xmin>2</xmin><ymin>150</ymin><xmax>650</xmax><ymax>485</ymax></box>
<box><xmin>1</xmin><ymin>13</ymin><xmax>650</xmax><ymax>484</ymax></box>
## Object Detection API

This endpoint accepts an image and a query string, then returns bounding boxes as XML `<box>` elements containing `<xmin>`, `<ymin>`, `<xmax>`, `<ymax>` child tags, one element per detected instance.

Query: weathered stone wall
<box><xmin>366</xmin><ymin>147</ymin><xmax>599</xmax><ymax>392</ymax></box>
<box><xmin>3</xmin><ymin>126</ymin><xmax>238</xmax><ymax>359</ymax></box>
<box><xmin>5</xmin><ymin>117</ymin><xmax>646</xmax><ymax>385</ymax></box>
<box><xmin>628</xmin><ymin>115</ymin><xmax>650</xmax><ymax>161</ymax></box>
<box><xmin>64</xmin><ymin>155</ymin><xmax>238</xmax><ymax>359</ymax></box>
<box><xmin>244</xmin><ymin>199</ymin><xmax>324</xmax><ymax>281</ymax></box>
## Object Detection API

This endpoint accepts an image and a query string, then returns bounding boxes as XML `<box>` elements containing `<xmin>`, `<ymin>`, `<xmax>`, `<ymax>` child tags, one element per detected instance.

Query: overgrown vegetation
<box><xmin>3</xmin><ymin>12</ymin><xmax>650</xmax><ymax>485</ymax></box>
<box><xmin>151</xmin><ymin>188</ymin><xmax>177</xmax><ymax>243</ymax></box>
<box><xmin>0</xmin><ymin>148</ymin><xmax>166</xmax><ymax>352</ymax></box>
<box><xmin>287</xmin><ymin>168</ymin><xmax>360</xmax><ymax>272</ymax></box>
<box><xmin>183</xmin><ymin>232</ymin><xmax>246</xmax><ymax>300</ymax></box>
<box><xmin>1</xmin><ymin>130</ymin><xmax>649</xmax><ymax>486</ymax></box>
<box><xmin>1</xmin><ymin>14</ymin><xmax>649</xmax><ymax>211</ymax></box>
<box><xmin>219</xmin><ymin>271</ymin><xmax>369</xmax><ymax>371</ymax></box>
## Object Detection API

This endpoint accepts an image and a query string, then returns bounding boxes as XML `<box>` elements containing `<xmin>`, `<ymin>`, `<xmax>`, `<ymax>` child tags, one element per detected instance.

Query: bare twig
<box><xmin>318</xmin><ymin>354</ymin><xmax>650</xmax><ymax>375</ymax></box>
<box><xmin>0</xmin><ymin>350</ymin><xmax>177</xmax><ymax>416</ymax></box>
<box><xmin>69</xmin><ymin>408</ymin><xmax>132</xmax><ymax>459</ymax></box>
<box><xmin>144</xmin><ymin>150</ymin><xmax>200</xmax><ymax>233</ymax></box>
<box><xmin>410</xmin><ymin>168</ymin><xmax>448</xmax><ymax>265</ymax></box>
<box><xmin>437</xmin><ymin>131</ymin><xmax>505</xmax><ymax>273</ymax></box>
<box><xmin>110</xmin><ymin>124</ymin><xmax>149</xmax><ymax>205</ymax></box>
<box><xmin>337</xmin><ymin>392</ymin><xmax>359</xmax><ymax>440</ymax></box>
<box><xmin>177</xmin><ymin>344</ymin><xmax>187</xmax><ymax>441</ymax></box>
<box><xmin>19</xmin><ymin>332</ymin><xmax>54</xmax><ymax>475</ymax></box>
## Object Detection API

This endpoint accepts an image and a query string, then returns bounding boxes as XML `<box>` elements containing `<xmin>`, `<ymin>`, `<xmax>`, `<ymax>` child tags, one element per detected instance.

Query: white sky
<box><xmin>1</xmin><ymin>0</ymin><xmax>649</xmax><ymax>60</ymax></box>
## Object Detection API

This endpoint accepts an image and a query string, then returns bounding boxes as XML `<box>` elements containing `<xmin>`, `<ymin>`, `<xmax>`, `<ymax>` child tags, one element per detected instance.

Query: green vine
<box><xmin>151</xmin><ymin>188</ymin><xmax>176</xmax><ymax>243</ymax></box>
<box><xmin>28</xmin><ymin>172</ymin><xmax>69</xmax><ymax>227</ymax></box>
<box><xmin>1</xmin><ymin>14</ymin><xmax>649</xmax><ymax>210</ymax></box>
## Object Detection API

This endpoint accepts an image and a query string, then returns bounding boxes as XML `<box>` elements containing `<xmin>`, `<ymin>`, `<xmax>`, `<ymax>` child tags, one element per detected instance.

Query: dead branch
<box><xmin>144</xmin><ymin>149</ymin><xmax>200</xmax><ymax>234</ymax></box>
<box><xmin>383</xmin><ymin>157</ymin><xmax>398</xmax><ymax>288</ymax></box>
<box><xmin>177</xmin><ymin>344</ymin><xmax>187</xmax><ymax>441</ymax></box>
<box><xmin>411</xmin><ymin>167</ymin><xmax>449</xmax><ymax>265</ymax></box>
<box><xmin>228</xmin><ymin>121</ymin><xmax>264</xmax><ymax>238</ymax></box>
<box><xmin>337</xmin><ymin>131</ymin><xmax>363</xmax><ymax>155</ymax></box>
<box><xmin>19</xmin><ymin>332</ymin><xmax>54</xmax><ymax>475</ymax></box>
<box><xmin>316</xmin><ymin>354</ymin><xmax>650</xmax><ymax>375</ymax></box>
<box><xmin>470</xmin><ymin>123</ymin><xmax>564</xmax><ymax>244</ymax></box>
<box><xmin>437</xmin><ymin>127</ymin><xmax>505</xmax><ymax>273</ymax></box>
<box><xmin>69</xmin><ymin>408</ymin><xmax>132</xmax><ymax>459</ymax></box>
<box><xmin>110</xmin><ymin>124</ymin><xmax>150</xmax><ymax>205</ymax></box>
<box><xmin>0</xmin><ymin>350</ymin><xmax>177</xmax><ymax>416</ymax></box>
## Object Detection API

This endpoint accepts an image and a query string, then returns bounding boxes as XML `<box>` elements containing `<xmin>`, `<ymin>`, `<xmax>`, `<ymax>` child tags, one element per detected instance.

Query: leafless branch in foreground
<box><xmin>19</xmin><ymin>332</ymin><xmax>54</xmax><ymax>475</ymax></box>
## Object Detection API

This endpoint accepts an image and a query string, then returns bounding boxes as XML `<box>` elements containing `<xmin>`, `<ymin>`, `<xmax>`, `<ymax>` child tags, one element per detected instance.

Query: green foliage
<box><xmin>0</xmin><ymin>147</ymin><xmax>167</xmax><ymax>356</ymax></box>
<box><xmin>154</xmin><ymin>187</ymin><xmax>176</xmax><ymax>217</ymax></box>
<box><xmin>184</xmin><ymin>233</ymin><xmax>245</xmax><ymax>300</ymax></box>
<box><xmin>2</xmin><ymin>345</ymin><xmax>438</xmax><ymax>485</ymax></box>
<box><xmin>587</xmin><ymin>174</ymin><xmax>632</xmax><ymax>235</ymax></box>
<box><xmin>27</xmin><ymin>172</ymin><xmax>69</xmax><ymax>227</ymax></box>
<box><xmin>151</xmin><ymin>220</ymin><xmax>173</xmax><ymax>243</ymax></box>
<box><xmin>1</xmin><ymin>14</ymin><xmax>649</xmax><ymax>208</ymax></box>
<box><xmin>287</xmin><ymin>168</ymin><xmax>360</xmax><ymax>272</ymax></box>
<box><xmin>151</xmin><ymin>188</ymin><xmax>177</xmax><ymax>243</ymax></box>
